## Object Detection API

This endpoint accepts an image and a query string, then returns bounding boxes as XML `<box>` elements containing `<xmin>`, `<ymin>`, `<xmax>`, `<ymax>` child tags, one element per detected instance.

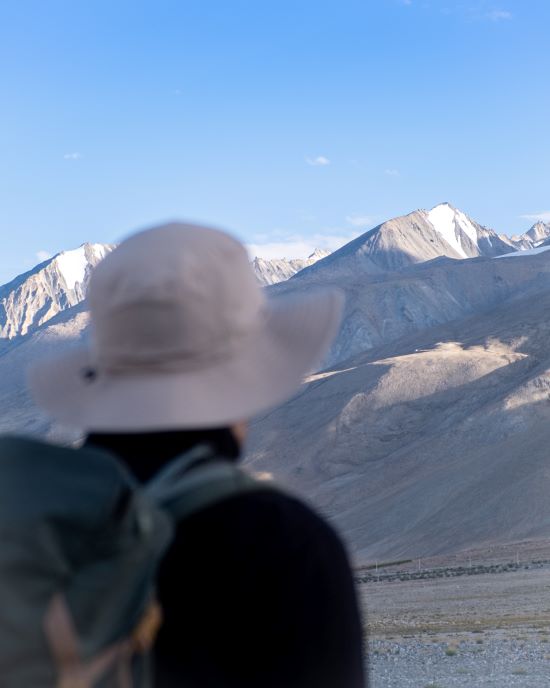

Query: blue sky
<box><xmin>1</xmin><ymin>0</ymin><xmax>549</xmax><ymax>284</ymax></box>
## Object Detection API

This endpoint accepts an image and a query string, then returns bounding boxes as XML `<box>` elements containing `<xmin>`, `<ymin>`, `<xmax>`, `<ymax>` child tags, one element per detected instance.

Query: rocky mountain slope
<box><xmin>288</xmin><ymin>203</ymin><xmax>514</xmax><ymax>283</ymax></box>
<box><xmin>251</xmin><ymin>248</ymin><xmax>330</xmax><ymax>286</ymax></box>
<box><xmin>0</xmin><ymin>243</ymin><xmax>112</xmax><ymax>341</ymax></box>
<box><xmin>0</xmin><ymin>303</ymin><xmax>88</xmax><ymax>440</ymax></box>
<box><xmin>510</xmin><ymin>221</ymin><xmax>550</xmax><ymax>250</ymax></box>
<box><xmin>246</xmin><ymin>251</ymin><xmax>550</xmax><ymax>560</ymax></box>
<box><xmin>273</xmin><ymin>248</ymin><xmax>550</xmax><ymax>367</ymax></box>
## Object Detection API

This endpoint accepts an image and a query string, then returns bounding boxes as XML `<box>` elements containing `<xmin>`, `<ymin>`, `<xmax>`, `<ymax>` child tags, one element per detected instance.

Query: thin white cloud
<box><xmin>247</xmin><ymin>230</ymin><xmax>361</xmax><ymax>261</ymax></box>
<box><xmin>36</xmin><ymin>250</ymin><xmax>52</xmax><ymax>262</ymax></box>
<box><xmin>401</xmin><ymin>0</ymin><xmax>412</xmax><ymax>5</ymax></box>
<box><xmin>346</xmin><ymin>214</ymin><xmax>374</xmax><ymax>227</ymax></box>
<box><xmin>63</xmin><ymin>152</ymin><xmax>82</xmax><ymax>160</ymax></box>
<box><xmin>521</xmin><ymin>211</ymin><xmax>550</xmax><ymax>223</ymax></box>
<box><xmin>306</xmin><ymin>155</ymin><xmax>330</xmax><ymax>166</ymax></box>
<box><xmin>487</xmin><ymin>9</ymin><xmax>512</xmax><ymax>21</ymax></box>
<box><xmin>384</xmin><ymin>168</ymin><xmax>400</xmax><ymax>176</ymax></box>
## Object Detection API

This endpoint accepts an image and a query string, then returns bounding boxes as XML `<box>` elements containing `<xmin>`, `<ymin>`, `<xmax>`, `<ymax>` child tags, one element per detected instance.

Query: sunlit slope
<box><xmin>247</xmin><ymin>253</ymin><xmax>550</xmax><ymax>560</ymax></box>
<box><xmin>272</xmin><ymin>248</ymin><xmax>550</xmax><ymax>367</ymax></box>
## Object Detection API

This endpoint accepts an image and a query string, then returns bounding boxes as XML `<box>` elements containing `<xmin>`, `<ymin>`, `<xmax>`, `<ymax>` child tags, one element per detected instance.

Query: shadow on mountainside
<box><xmin>247</xmin><ymin>284</ymin><xmax>550</xmax><ymax>560</ymax></box>
<box><xmin>272</xmin><ymin>250</ymin><xmax>550</xmax><ymax>367</ymax></box>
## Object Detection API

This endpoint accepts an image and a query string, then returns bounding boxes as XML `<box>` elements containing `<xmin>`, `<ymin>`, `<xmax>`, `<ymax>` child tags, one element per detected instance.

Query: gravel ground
<box><xmin>361</xmin><ymin>554</ymin><xmax>550</xmax><ymax>686</ymax></box>
<box><xmin>369</xmin><ymin>630</ymin><xmax>550</xmax><ymax>687</ymax></box>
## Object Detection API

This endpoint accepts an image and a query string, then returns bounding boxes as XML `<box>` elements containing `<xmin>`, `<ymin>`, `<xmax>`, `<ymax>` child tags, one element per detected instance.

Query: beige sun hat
<box><xmin>28</xmin><ymin>222</ymin><xmax>344</xmax><ymax>432</ymax></box>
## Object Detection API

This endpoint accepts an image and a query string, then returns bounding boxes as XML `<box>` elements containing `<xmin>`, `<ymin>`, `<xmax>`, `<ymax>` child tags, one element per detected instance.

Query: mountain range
<box><xmin>251</xmin><ymin>248</ymin><xmax>330</xmax><ymax>286</ymax></box>
<box><xmin>0</xmin><ymin>243</ymin><xmax>328</xmax><ymax>343</ymax></box>
<box><xmin>3</xmin><ymin>203</ymin><xmax>550</xmax><ymax>561</ymax></box>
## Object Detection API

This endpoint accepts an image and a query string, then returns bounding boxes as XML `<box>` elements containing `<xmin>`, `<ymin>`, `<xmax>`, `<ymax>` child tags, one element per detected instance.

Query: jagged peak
<box><xmin>431</xmin><ymin>201</ymin><xmax>457</xmax><ymax>211</ymax></box>
<box><xmin>529</xmin><ymin>220</ymin><xmax>550</xmax><ymax>230</ymax></box>
<box><xmin>49</xmin><ymin>243</ymin><xmax>111</xmax><ymax>290</ymax></box>
<box><xmin>307</xmin><ymin>247</ymin><xmax>330</xmax><ymax>260</ymax></box>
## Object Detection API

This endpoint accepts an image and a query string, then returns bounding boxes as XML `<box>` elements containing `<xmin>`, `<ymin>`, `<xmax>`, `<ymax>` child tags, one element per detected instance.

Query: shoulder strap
<box><xmin>146</xmin><ymin>444</ymin><xmax>271</xmax><ymax>522</ymax></box>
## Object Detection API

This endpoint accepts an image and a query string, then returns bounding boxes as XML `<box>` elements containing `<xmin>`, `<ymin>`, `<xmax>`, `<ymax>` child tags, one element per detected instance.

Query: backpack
<box><xmin>0</xmin><ymin>435</ymin><xmax>266</xmax><ymax>687</ymax></box>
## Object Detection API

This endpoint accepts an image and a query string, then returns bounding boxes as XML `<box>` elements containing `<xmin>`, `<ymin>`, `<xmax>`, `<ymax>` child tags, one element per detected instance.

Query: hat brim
<box><xmin>28</xmin><ymin>288</ymin><xmax>344</xmax><ymax>432</ymax></box>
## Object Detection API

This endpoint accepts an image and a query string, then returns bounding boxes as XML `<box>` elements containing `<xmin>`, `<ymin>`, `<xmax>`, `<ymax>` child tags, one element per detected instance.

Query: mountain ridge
<box><xmin>251</xmin><ymin>248</ymin><xmax>330</xmax><ymax>286</ymax></box>
<box><xmin>2</xmin><ymin>204</ymin><xmax>546</xmax><ymax>343</ymax></box>
<box><xmin>291</xmin><ymin>203</ymin><xmax>519</xmax><ymax>285</ymax></box>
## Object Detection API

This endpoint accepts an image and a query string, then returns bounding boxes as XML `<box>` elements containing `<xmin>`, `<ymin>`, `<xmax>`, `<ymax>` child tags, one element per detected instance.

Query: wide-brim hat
<box><xmin>28</xmin><ymin>222</ymin><xmax>344</xmax><ymax>432</ymax></box>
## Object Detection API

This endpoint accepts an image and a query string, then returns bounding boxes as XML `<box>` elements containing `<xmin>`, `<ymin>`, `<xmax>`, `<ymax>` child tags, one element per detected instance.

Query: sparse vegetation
<box><xmin>357</xmin><ymin>558</ymin><xmax>550</xmax><ymax>585</ymax></box>
<box><xmin>366</xmin><ymin>550</ymin><xmax>550</xmax><ymax>684</ymax></box>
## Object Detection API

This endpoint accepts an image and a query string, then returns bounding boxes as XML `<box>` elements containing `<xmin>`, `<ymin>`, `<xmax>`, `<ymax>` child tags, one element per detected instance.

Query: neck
<box><xmin>85</xmin><ymin>428</ymin><xmax>241</xmax><ymax>482</ymax></box>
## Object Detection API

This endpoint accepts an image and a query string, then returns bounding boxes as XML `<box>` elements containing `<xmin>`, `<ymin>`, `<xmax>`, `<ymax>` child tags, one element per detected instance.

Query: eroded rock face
<box><xmin>251</xmin><ymin>249</ymin><xmax>330</xmax><ymax>286</ymax></box>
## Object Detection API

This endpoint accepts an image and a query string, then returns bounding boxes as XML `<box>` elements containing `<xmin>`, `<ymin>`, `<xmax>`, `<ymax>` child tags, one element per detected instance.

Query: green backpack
<box><xmin>0</xmin><ymin>435</ymin><xmax>264</xmax><ymax>687</ymax></box>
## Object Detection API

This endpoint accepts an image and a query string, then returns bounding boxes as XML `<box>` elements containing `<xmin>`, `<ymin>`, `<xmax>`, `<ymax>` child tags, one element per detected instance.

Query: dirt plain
<box><xmin>360</xmin><ymin>539</ymin><xmax>550</xmax><ymax>686</ymax></box>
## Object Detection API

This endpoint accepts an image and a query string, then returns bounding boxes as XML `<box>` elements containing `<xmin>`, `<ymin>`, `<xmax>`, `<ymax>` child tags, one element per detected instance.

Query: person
<box><xmin>29</xmin><ymin>222</ymin><xmax>366</xmax><ymax>688</ymax></box>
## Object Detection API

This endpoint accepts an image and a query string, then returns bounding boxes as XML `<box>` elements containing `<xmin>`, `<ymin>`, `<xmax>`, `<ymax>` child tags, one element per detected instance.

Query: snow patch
<box><xmin>454</xmin><ymin>209</ymin><xmax>479</xmax><ymax>246</ymax></box>
<box><xmin>54</xmin><ymin>243</ymin><xmax>109</xmax><ymax>290</ymax></box>
<box><xmin>90</xmin><ymin>243</ymin><xmax>110</xmax><ymax>261</ymax></box>
<box><xmin>494</xmin><ymin>246</ymin><xmax>550</xmax><ymax>259</ymax></box>
<box><xmin>55</xmin><ymin>247</ymin><xmax>88</xmax><ymax>289</ymax></box>
<box><xmin>428</xmin><ymin>204</ymin><xmax>469</xmax><ymax>258</ymax></box>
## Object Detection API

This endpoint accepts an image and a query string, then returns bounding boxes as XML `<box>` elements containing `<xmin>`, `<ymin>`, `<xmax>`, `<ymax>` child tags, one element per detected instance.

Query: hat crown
<box><xmin>87</xmin><ymin>223</ymin><xmax>264</xmax><ymax>371</ymax></box>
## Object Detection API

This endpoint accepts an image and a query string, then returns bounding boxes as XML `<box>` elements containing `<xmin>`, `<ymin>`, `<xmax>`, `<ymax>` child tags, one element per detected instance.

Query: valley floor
<box><xmin>361</xmin><ymin>541</ymin><xmax>550</xmax><ymax>687</ymax></box>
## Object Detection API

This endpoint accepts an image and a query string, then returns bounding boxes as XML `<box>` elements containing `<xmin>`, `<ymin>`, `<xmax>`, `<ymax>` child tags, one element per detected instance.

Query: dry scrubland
<box><xmin>362</xmin><ymin>540</ymin><xmax>550</xmax><ymax>686</ymax></box>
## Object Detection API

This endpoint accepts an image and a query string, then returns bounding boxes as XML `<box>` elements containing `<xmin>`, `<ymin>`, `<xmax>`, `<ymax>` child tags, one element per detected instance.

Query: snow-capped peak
<box><xmin>0</xmin><ymin>242</ymin><xmax>113</xmax><ymax>339</ymax></box>
<box><xmin>307</xmin><ymin>248</ymin><xmax>330</xmax><ymax>261</ymax></box>
<box><xmin>525</xmin><ymin>221</ymin><xmax>550</xmax><ymax>245</ymax></box>
<box><xmin>427</xmin><ymin>203</ymin><xmax>479</xmax><ymax>258</ymax></box>
<box><xmin>495</xmin><ymin>245</ymin><xmax>550</xmax><ymax>260</ymax></box>
<box><xmin>54</xmin><ymin>243</ymin><xmax>109</xmax><ymax>290</ymax></box>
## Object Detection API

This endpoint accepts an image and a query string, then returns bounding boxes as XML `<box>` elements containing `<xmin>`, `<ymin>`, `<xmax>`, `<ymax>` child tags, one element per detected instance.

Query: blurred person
<box><xmin>22</xmin><ymin>223</ymin><xmax>365</xmax><ymax>687</ymax></box>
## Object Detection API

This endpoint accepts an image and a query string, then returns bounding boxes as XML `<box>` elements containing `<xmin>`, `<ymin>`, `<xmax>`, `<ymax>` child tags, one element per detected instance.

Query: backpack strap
<box><xmin>146</xmin><ymin>444</ymin><xmax>271</xmax><ymax>522</ymax></box>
